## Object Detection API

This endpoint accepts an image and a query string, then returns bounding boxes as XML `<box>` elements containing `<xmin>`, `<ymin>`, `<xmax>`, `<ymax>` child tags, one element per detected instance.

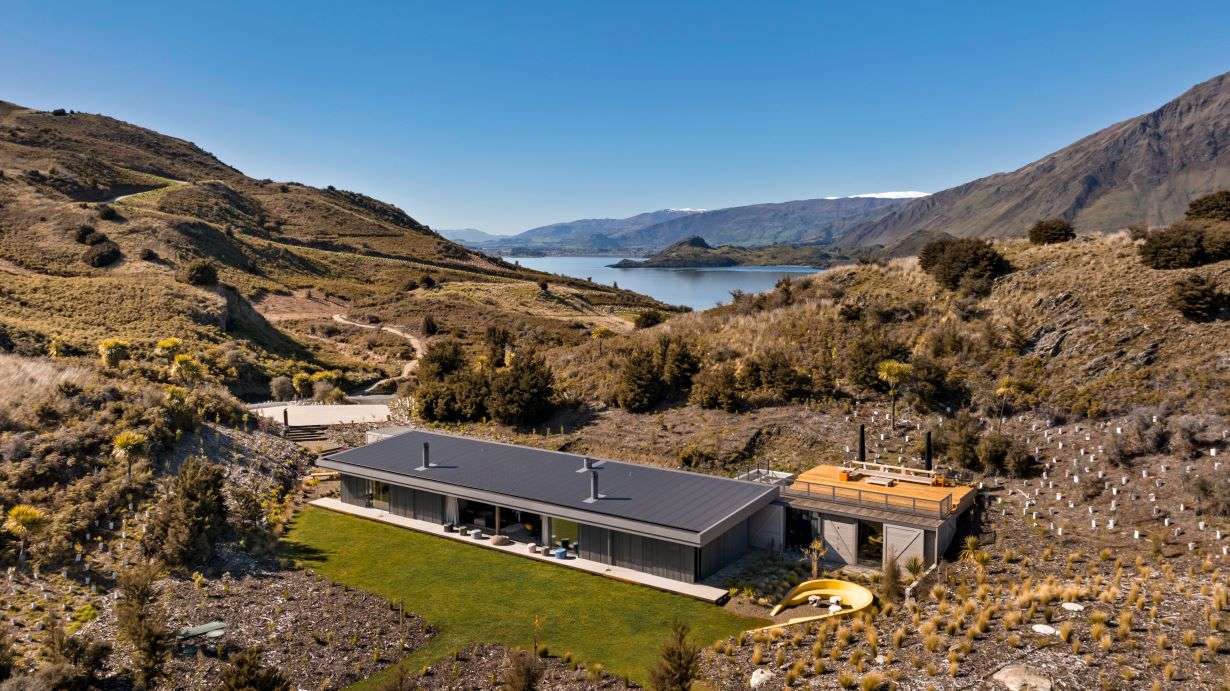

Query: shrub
<box><xmin>659</xmin><ymin>338</ymin><xmax>699</xmax><ymax>393</ymax></box>
<box><xmin>634</xmin><ymin>310</ymin><xmax>664</xmax><ymax>329</ymax></box>
<box><xmin>139</xmin><ymin>247</ymin><xmax>159</xmax><ymax>261</ymax></box>
<box><xmin>935</xmin><ymin>411</ymin><xmax>982</xmax><ymax>471</ymax></box>
<box><xmin>612</xmin><ymin>348</ymin><xmax>663</xmax><ymax>412</ymax></box>
<box><xmin>918</xmin><ymin>238</ymin><xmax>1010</xmax><ymax>296</ymax></box>
<box><xmin>82</xmin><ymin>240</ymin><xmax>121</xmax><ymax>267</ymax></box>
<box><xmin>977</xmin><ymin>431</ymin><xmax>1035</xmax><ymax>476</ymax></box>
<box><xmin>843</xmin><ymin>330</ymin><xmax>908</xmax><ymax>391</ymax></box>
<box><xmin>421</xmin><ymin>314</ymin><xmax>439</xmax><ymax>336</ymax></box>
<box><xmin>418</xmin><ymin>338</ymin><xmax>465</xmax><ymax>381</ymax></box>
<box><xmin>879</xmin><ymin>556</ymin><xmax>902</xmax><ymax>602</ymax></box>
<box><xmin>116</xmin><ymin>562</ymin><xmax>172</xmax><ymax>689</ymax></box>
<box><xmin>154</xmin><ymin>337</ymin><xmax>183</xmax><ymax>357</ymax></box>
<box><xmin>487</xmin><ymin>352</ymin><xmax>556</xmax><ymax>425</ymax></box>
<box><xmin>1028</xmin><ymin>218</ymin><xmax>1076</xmax><ymax>244</ymax></box>
<box><xmin>1168</xmin><ymin>274</ymin><xmax>1221</xmax><ymax>321</ymax></box>
<box><xmin>647</xmin><ymin>622</ymin><xmax>701</xmax><ymax>691</ymax></box>
<box><xmin>1140</xmin><ymin>223</ymin><xmax>1209</xmax><ymax>269</ymax></box>
<box><xmin>219</xmin><ymin>647</ymin><xmax>291</xmax><ymax>691</ymax></box>
<box><xmin>1186</xmin><ymin>190</ymin><xmax>1230</xmax><ymax>222</ymax></box>
<box><xmin>415</xmin><ymin>369</ymin><xmax>490</xmax><ymax>422</ymax></box>
<box><xmin>73</xmin><ymin>224</ymin><xmax>97</xmax><ymax>243</ymax></box>
<box><xmin>144</xmin><ymin>457</ymin><xmax>227</xmax><ymax>567</ymax></box>
<box><xmin>688</xmin><ymin>361</ymin><xmax>742</xmax><ymax>412</ymax></box>
<box><xmin>269</xmin><ymin>376</ymin><xmax>294</xmax><ymax>401</ymax></box>
<box><xmin>501</xmin><ymin>649</ymin><xmax>542</xmax><ymax>691</ymax></box>
<box><xmin>97</xmin><ymin>338</ymin><xmax>131</xmax><ymax>368</ymax></box>
<box><xmin>180</xmin><ymin>259</ymin><xmax>219</xmax><ymax>286</ymax></box>
<box><xmin>420</xmin><ymin>274</ymin><xmax>436</xmax><ymax>289</ymax></box>
<box><xmin>739</xmin><ymin>350</ymin><xmax>811</xmax><ymax>402</ymax></box>
<box><xmin>97</xmin><ymin>204</ymin><xmax>121</xmax><ymax>221</ymax></box>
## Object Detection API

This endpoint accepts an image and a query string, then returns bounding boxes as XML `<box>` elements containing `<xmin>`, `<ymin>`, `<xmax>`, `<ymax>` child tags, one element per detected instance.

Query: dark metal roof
<box><xmin>322</xmin><ymin>428</ymin><xmax>777</xmax><ymax>536</ymax></box>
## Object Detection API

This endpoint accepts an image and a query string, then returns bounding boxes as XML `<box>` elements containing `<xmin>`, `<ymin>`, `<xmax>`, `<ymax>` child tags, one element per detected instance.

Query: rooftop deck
<box><xmin>783</xmin><ymin>464</ymin><xmax>975</xmax><ymax>520</ymax></box>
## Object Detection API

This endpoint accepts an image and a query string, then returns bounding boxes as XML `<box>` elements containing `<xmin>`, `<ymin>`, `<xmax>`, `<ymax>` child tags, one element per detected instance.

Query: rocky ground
<box><xmin>81</xmin><ymin>555</ymin><xmax>433</xmax><ymax>689</ymax></box>
<box><xmin>414</xmin><ymin>644</ymin><xmax>635</xmax><ymax>690</ymax></box>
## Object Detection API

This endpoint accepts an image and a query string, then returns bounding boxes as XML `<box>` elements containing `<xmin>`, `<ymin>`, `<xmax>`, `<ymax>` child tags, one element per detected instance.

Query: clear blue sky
<box><xmin>2</xmin><ymin>2</ymin><xmax>1227</xmax><ymax>234</ymax></box>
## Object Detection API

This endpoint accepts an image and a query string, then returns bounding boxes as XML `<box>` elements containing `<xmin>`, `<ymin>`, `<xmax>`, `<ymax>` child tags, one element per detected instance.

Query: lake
<box><xmin>505</xmin><ymin>256</ymin><xmax>822</xmax><ymax>311</ymax></box>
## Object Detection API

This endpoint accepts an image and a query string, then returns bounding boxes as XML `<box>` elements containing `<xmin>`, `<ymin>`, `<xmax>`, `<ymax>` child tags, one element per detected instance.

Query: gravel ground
<box><xmin>415</xmin><ymin>644</ymin><xmax>637</xmax><ymax>690</ymax></box>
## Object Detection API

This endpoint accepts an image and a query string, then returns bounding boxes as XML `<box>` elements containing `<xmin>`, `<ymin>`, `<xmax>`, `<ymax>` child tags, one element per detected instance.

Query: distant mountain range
<box><xmin>450</xmin><ymin>70</ymin><xmax>1230</xmax><ymax>256</ymax></box>
<box><xmin>455</xmin><ymin>196</ymin><xmax>919</xmax><ymax>254</ymax></box>
<box><xmin>842</xmin><ymin>70</ymin><xmax>1230</xmax><ymax>247</ymax></box>
<box><xmin>437</xmin><ymin>228</ymin><xmax>503</xmax><ymax>245</ymax></box>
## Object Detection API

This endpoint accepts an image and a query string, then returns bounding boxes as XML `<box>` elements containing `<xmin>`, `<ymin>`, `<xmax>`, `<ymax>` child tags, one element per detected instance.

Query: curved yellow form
<box><xmin>756</xmin><ymin>578</ymin><xmax>875</xmax><ymax>630</ymax></box>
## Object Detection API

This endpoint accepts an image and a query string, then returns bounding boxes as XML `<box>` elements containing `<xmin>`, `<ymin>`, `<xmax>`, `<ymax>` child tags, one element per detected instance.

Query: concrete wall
<box><xmin>749</xmin><ymin>503</ymin><xmax>785</xmax><ymax>551</ymax></box>
<box><xmin>822</xmin><ymin>516</ymin><xmax>858</xmax><ymax>565</ymax></box>
<box><xmin>936</xmin><ymin>515</ymin><xmax>958</xmax><ymax>559</ymax></box>
<box><xmin>884</xmin><ymin>523</ymin><xmax>925</xmax><ymax>569</ymax></box>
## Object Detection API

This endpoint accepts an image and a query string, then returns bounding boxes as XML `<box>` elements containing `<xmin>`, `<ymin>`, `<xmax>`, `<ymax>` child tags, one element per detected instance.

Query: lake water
<box><xmin>505</xmin><ymin>256</ymin><xmax>822</xmax><ymax>310</ymax></box>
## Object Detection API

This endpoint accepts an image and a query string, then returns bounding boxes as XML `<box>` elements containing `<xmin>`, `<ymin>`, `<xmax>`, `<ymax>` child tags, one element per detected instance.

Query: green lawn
<box><xmin>283</xmin><ymin>506</ymin><xmax>764</xmax><ymax>687</ymax></box>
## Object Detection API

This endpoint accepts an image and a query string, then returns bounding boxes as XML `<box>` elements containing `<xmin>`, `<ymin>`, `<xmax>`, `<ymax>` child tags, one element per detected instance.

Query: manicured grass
<box><xmin>283</xmin><ymin>506</ymin><xmax>763</xmax><ymax>687</ymax></box>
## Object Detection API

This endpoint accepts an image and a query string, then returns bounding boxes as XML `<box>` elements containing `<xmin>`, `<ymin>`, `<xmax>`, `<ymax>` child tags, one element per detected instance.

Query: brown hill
<box><xmin>0</xmin><ymin>101</ymin><xmax>669</xmax><ymax>398</ymax></box>
<box><xmin>843</xmin><ymin>71</ymin><xmax>1230</xmax><ymax>246</ymax></box>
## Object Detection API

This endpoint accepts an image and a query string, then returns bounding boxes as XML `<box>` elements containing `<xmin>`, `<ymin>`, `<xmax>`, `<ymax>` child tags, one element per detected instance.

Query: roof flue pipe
<box><xmin>585</xmin><ymin>470</ymin><xmax>599</xmax><ymax>503</ymax></box>
<box><xmin>416</xmin><ymin>441</ymin><xmax>431</xmax><ymax>470</ymax></box>
<box><xmin>858</xmin><ymin>424</ymin><xmax>866</xmax><ymax>463</ymax></box>
<box><xmin>924</xmin><ymin>431</ymin><xmax>933</xmax><ymax>471</ymax></box>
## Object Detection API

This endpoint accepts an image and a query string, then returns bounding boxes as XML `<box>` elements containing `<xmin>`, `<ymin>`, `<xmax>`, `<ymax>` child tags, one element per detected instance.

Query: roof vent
<box><xmin>415</xmin><ymin>441</ymin><xmax>431</xmax><ymax>470</ymax></box>
<box><xmin>583</xmin><ymin>470</ymin><xmax>601</xmax><ymax>503</ymax></box>
<box><xmin>576</xmin><ymin>456</ymin><xmax>604</xmax><ymax>473</ymax></box>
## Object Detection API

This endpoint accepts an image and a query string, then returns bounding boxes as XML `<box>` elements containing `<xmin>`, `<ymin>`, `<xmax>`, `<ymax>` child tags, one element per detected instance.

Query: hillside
<box><xmin>843</xmin><ymin>71</ymin><xmax>1230</xmax><ymax>246</ymax></box>
<box><xmin>610</xmin><ymin>235</ymin><xmax>846</xmax><ymax>268</ymax></box>
<box><xmin>0</xmin><ymin>101</ymin><xmax>672</xmax><ymax>399</ymax></box>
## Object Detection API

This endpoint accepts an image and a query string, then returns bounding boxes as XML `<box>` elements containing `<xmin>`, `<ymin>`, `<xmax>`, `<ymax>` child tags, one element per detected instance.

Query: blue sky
<box><xmin>2</xmin><ymin>2</ymin><xmax>1227</xmax><ymax>234</ymax></box>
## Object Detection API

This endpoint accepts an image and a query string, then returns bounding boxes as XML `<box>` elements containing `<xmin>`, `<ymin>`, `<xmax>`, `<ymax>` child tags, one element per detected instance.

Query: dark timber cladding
<box><xmin>320</xmin><ymin>429</ymin><xmax>779</xmax><ymax>582</ymax></box>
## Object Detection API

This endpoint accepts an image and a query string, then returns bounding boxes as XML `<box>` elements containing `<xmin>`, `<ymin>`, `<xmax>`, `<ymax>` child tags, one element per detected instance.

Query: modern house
<box><xmin>319</xmin><ymin>426</ymin><xmax>975</xmax><ymax>586</ymax></box>
<box><xmin>318</xmin><ymin>428</ymin><xmax>780</xmax><ymax>584</ymax></box>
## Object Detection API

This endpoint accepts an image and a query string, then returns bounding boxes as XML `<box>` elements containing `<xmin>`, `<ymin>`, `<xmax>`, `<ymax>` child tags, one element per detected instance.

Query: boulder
<box><xmin>749</xmin><ymin>668</ymin><xmax>773</xmax><ymax>689</ymax></box>
<box><xmin>992</xmin><ymin>664</ymin><xmax>1052</xmax><ymax>691</ymax></box>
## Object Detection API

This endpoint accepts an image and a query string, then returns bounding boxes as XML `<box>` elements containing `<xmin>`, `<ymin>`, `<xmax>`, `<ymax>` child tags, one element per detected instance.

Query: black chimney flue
<box><xmin>924</xmin><ymin>431</ymin><xmax>933</xmax><ymax>471</ymax></box>
<box><xmin>417</xmin><ymin>441</ymin><xmax>431</xmax><ymax>470</ymax></box>
<box><xmin>857</xmin><ymin>424</ymin><xmax>866</xmax><ymax>463</ymax></box>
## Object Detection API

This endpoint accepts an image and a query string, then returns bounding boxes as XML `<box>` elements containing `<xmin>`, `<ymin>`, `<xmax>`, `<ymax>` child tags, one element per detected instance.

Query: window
<box><xmin>371</xmin><ymin>481</ymin><xmax>390</xmax><ymax>511</ymax></box>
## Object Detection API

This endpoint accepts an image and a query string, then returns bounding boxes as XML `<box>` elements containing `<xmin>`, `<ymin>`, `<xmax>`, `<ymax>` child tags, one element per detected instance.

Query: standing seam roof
<box><xmin>323</xmin><ymin>429</ymin><xmax>777</xmax><ymax>534</ymax></box>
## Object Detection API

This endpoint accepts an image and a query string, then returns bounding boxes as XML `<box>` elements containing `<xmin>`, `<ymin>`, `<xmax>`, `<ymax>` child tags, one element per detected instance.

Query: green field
<box><xmin>283</xmin><ymin>506</ymin><xmax>764</xmax><ymax>687</ymax></box>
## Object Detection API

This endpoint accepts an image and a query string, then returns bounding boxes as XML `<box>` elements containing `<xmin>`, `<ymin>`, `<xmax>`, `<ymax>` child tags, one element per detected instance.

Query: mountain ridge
<box><xmin>840</xmin><ymin>70</ymin><xmax>1230</xmax><ymax>246</ymax></box>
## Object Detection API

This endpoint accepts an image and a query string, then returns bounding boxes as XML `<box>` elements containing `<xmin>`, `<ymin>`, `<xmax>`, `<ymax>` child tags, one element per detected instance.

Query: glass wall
<box><xmin>549</xmin><ymin>518</ymin><xmax>579</xmax><ymax>552</ymax></box>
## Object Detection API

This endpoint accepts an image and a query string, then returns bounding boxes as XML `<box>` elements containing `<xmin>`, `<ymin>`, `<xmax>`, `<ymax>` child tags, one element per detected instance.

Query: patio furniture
<box><xmin>471</xmin><ymin>530</ymin><xmax>484</xmax><ymax>540</ymax></box>
<box><xmin>443</xmin><ymin>523</ymin><xmax>456</xmax><ymax>533</ymax></box>
<box><xmin>491</xmin><ymin>535</ymin><xmax>511</xmax><ymax>546</ymax></box>
<box><xmin>551</xmin><ymin>547</ymin><xmax>567</xmax><ymax>559</ymax></box>
<box><xmin>459</xmin><ymin>527</ymin><xmax>470</xmax><ymax>536</ymax></box>
<box><xmin>528</xmin><ymin>543</ymin><xmax>540</xmax><ymax>554</ymax></box>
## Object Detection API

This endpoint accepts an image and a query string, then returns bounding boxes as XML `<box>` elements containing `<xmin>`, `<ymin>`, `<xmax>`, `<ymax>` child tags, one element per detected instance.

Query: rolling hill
<box><xmin>0</xmin><ymin>100</ymin><xmax>671</xmax><ymax>398</ymax></box>
<box><xmin>841</xmin><ymin>70</ymin><xmax>1230</xmax><ymax>246</ymax></box>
